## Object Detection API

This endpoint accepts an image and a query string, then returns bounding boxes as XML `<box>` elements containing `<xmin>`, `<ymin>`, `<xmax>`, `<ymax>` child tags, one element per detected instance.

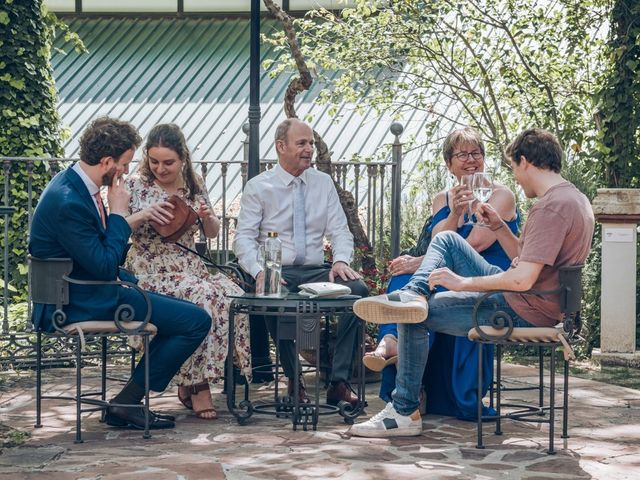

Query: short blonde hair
<box><xmin>442</xmin><ymin>128</ymin><xmax>485</xmax><ymax>165</ymax></box>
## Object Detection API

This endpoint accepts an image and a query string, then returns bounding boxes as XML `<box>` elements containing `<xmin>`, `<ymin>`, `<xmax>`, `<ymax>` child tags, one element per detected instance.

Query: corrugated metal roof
<box><xmin>52</xmin><ymin>16</ymin><xmax>437</xmax><ymax>204</ymax></box>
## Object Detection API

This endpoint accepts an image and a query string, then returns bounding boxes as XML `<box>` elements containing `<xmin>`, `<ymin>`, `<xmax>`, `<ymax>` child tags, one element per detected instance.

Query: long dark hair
<box><xmin>140</xmin><ymin>123</ymin><xmax>202</xmax><ymax>201</ymax></box>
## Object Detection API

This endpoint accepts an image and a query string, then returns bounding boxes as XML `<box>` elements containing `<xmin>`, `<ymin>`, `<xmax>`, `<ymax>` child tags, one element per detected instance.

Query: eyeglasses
<box><xmin>452</xmin><ymin>151</ymin><xmax>483</xmax><ymax>161</ymax></box>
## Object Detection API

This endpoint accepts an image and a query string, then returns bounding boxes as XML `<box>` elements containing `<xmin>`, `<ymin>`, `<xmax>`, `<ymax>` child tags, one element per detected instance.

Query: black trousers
<box><xmin>264</xmin><ymin>264</ymin><xmax>369</xmax><ymax>384</ymax></box>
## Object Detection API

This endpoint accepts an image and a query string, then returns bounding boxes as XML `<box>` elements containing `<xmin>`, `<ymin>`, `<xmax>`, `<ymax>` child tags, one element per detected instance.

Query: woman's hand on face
<box><xmin>145</xmin><ymin>201</ymin><xmax>174</xmax><ymax>225</ymax></box>
<box><xmin>389</xmin><ymin>254</ymin><xmax>421</xmax><ymax>276</ymax></box>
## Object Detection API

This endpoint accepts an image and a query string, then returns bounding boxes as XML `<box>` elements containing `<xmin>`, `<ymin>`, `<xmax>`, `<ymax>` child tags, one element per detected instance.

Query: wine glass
<box><xmin>472</xmin><ymin>172</ymin><xmax>494</xmax><ymax>226</ymax></box>
<box><xmin>460</xmin><ymin>174</ymin><xmax>475</xmax><ymax>225</ymax></box>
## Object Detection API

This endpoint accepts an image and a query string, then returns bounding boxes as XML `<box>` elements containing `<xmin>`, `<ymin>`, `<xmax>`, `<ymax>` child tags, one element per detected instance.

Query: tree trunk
<box><xmin>263</xmin><ymin>0</ymin><xmax>376</xmax><ymax>272</ymax></box>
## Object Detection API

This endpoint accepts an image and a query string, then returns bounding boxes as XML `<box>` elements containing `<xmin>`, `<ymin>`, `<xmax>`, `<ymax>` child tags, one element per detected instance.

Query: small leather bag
<box><xmin>149</xmin><ymin>194</ymin><xmax>199</xmax><ymax>242</ymax></box>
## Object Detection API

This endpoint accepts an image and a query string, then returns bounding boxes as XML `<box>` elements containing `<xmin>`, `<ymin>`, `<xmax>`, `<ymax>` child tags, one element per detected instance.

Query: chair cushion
<box><xmin>467</xmin><ymin>326</ymin><xmax>560</xmax><ymax>343</ymax></box>
<box><xmin>467</xmin><ymin>326</ymin><xmax>575</xmax><ymax>360</ymax></box>
<box><xmin>62</xmin><ymin>321</ymin><xmax>157</xmax><ymax>335</ymax></box>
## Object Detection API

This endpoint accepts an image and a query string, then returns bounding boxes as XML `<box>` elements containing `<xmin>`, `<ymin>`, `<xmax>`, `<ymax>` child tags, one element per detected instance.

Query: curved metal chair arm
<box><xmin>59</xmin><ymin>276</ymin><xmax>153</xmax><ymax>335</ymax></box>
<box><xmin>471</xmin><ymin>286</ymin><xmax>565</xmax><ymax>342</ymax></box>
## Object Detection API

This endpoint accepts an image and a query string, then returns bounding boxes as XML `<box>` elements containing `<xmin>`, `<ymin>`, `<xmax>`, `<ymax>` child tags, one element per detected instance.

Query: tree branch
<box><xmin>263</xmin><ymin>0</ymin><xmax>376</xmax><ymax>271</ymax></box>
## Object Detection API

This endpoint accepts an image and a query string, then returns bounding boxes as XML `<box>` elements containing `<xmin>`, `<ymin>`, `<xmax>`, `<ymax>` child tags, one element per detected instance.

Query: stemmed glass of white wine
<box><xmin>472</xmin><ymin>172</ymin><xmax>494</xmax><ymax>226</ymax></box>
<box><xmin>460</xmin><ymin>174</ymin><xmax>475</xmax><ymax>225</ymax></box>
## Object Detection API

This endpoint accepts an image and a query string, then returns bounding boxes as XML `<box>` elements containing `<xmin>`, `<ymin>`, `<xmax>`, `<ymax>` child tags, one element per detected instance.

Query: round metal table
<box><xmin>225</xmin><ymin>293</ymin><xmax>366</xmax><ymax>431</ymax></box>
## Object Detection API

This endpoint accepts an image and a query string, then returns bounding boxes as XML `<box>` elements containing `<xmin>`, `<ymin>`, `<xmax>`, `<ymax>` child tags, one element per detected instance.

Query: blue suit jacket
<box><xmin>29</xmin><ymin>166</ymin><xmax>134</xmax><ymax>332</ymax></box>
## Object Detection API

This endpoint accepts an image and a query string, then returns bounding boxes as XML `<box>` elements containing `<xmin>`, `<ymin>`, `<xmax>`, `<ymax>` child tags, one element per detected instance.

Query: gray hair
<box><xmin>275</xmin><ymin>118</ymin><xmax>295</xmax><ymax>143</ymax></box>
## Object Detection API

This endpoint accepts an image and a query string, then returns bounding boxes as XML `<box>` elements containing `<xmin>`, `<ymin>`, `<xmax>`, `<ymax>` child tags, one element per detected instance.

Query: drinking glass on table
<box><xmin>472</xmin><ymin>172</ymin><xmax>494</xmax><ymax>226</ymax></box>
<box><xmin>460</xmin><ymin>174</ymin><xmax>475</xmax><ymax>225</ymax></box>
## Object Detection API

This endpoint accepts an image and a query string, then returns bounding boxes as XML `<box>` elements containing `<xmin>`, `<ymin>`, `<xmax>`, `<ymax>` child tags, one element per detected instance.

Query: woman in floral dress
<box><xmin>125</xmin><ymin>123</ymin><xmax>251</xmax><ymax>420</ymax></box>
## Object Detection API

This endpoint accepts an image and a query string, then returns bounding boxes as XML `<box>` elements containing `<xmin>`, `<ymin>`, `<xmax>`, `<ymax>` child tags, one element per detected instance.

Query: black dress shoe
<box><xmin>107</xmin><ymin>402</ymin><xmax>176</xmax><ymax>422</ymax></box>
<box><xmin>105</xmin><ymin>405</ymin><xmax>175</xmax><ymax>430</ymax></box>
<box><xmin>151</xmin><ymin>410</ymin><xmax>176</xmax><ymax>422</ymax></box>
<box><xmin>287</xmin><ymin>375</ymin><xmax>310</xmax><ymax>404</ymax></box>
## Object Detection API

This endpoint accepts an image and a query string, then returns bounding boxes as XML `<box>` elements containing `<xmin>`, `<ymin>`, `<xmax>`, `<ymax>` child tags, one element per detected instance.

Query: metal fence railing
<box><xmin>0</xmin><ymin>124</ymin><xmax>404</xmax><ymax>365</ymax></box>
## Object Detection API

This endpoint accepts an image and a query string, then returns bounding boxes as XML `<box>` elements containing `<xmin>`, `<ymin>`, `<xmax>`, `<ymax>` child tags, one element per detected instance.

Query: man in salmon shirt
<box><xmin>350</xmin><ymin>128</ymin><xmax>595</xmax><ymax>438</ymax></box>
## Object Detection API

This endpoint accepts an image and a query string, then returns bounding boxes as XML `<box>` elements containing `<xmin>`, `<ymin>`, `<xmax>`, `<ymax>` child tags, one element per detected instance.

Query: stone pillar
<box><xmin>592</xmin><ymin>189</ymin><xmax>640</xmax><ymax>366</ymax></box>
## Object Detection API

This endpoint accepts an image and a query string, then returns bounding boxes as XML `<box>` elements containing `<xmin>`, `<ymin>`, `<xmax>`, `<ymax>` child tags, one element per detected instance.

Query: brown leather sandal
<box><xmin>177</xmin><ymin>385</ymin><xmax>193</xmax><ymax>410</ymax></box>
<box><xmin>189</xmin><ymin>382</ymin><xmax>218</xmax><ymax>421</ymax></box>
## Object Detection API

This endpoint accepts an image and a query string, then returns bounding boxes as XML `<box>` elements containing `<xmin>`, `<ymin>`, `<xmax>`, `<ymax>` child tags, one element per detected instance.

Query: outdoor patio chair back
<box><xmin>467</xmin><ymin>264</ymin><xmax>584</xmax><ymax>454</ymax></box>
<box><xmin>30</xmin><ymin>256</ymin><xmax>72</xmax><ymax>307</ymax></box>
<box><xmin>30</xmin><ymin>255</ymin><xmax>156</xmax><ymax>443</ymax></box>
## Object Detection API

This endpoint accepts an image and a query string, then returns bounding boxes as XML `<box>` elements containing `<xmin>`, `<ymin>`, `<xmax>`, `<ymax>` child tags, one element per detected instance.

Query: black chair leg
<box><xmin>476</xmin><ymin>342</ymin><xmax>484</xmax><ymax>449</ymax></box>
<box><xmin>101</xmin><ymin>336</ymin><xmax>107</xmax><ymax>422</ymax></box>
<box><xmin>249</xmin><ymin>314</ymin><xmax>274</xmax><ymax>384</ymax></box>
<box><xmin>35</xmin><ymin>332</ymin><xmax>43</xmax><ymax>428</ymax></box>
<box><xmin>489</xmin><ymin>354</ymin><xmax>495</xmax><ymax>410</ymax></box>
<box><xmin>75</xmin><ymin>337</ymin><xmax>83</xmax><ymax>444</ymax></box>
<box><xmin>548</xmin><ymin>345</ymin><xmax>556</xmax><ymax>455</ymax></box>
<box><xmin>495</xmin><ymin>344</ymin><xmax>502</xmax><ymax>436</ymax></box>
<box><xmin>538</xmin><ymin>346</ymin><xmax>544</xmax><ymax>414</ymax></box>
<box><xmin>562</xmin><ymin>359</ymin><xmax>570</xmax><ymax>439</ymax></box>
<box><xmin>143</xmin><ymin>334</ymin><xmax>151</xmax><ymax>440</ymax></box>
<box><xmin>130</xmin><ymin>347</ymin><xmax>136</xmax><ymax>377</ymax></box>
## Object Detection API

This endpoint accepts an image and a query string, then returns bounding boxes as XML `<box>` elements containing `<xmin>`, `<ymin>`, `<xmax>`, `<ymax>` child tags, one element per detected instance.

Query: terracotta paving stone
<box><xmin>523</xmin><ymin>477</ymin><xmax>574</xmax><ymax>480</ymax></box>
<box><xmin>411</xmin><ymin>451</ymin><xmax>449</xmax><ymax>460</ymax></box>
<box><xmin>526</xmin><ymin>457</ymin><xmax>593</xmax><ymax>476</ymax></box>
<box><xmin>0</xmin><ymin>364</ymin><xmax>639</xmax><ymax>479</ymax></box>
<box><xmin>459</xmin><ymin>447</ymin><xmax>495</xmax><ymax>460</ymax></box>
<box><xmin>471</xmin><ymin>461</ymin><xmax>519</xmax><ymax>470</ymax></box>
<box><xmin>502</xmin><ymin>450</ymin><xmax>551</xmax><ymax>462</ymax></box>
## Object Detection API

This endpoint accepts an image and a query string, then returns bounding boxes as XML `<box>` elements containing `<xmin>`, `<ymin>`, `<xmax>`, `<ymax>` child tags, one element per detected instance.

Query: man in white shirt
<box><xmin>234</xmin><ymin>118</ymin><xmax>369</xmax><ymax>407</ymax></box>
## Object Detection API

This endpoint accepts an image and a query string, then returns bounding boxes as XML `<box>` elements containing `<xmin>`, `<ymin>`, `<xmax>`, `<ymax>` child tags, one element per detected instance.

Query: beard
<box><xmin>102</xmin><ymin>167</ymin><xmax>117</xmax><ymax>187</ymax></box>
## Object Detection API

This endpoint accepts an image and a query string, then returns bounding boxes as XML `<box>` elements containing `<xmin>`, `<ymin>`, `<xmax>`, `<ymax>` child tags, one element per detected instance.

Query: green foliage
<box><xmin>0</xmin><ymin>1</ymin><xmax>83</xmax><ymax>301</ymax></box>
<box><xmin>263</xmin><ymin>0</ymin><xmax>625</xmax><ymax>355</ymax></box>
<box><xmin>0</xmin><ymin>424</ymin><xmax>31</xmax><ymax>448</ymax></box>
<box><xmin>0</xmin><ymin>301</ymin><xmax>29</xmax><ymax>332</ymax></box>
<box><xmin>264</xmin><ymin>0</ymin><xmax>608</xmax><ymax>158</ymax></box>
<box><xmin>594</xmin><ymin>0</ymin><xmax>640</xmax><ymax>188</ymax></box>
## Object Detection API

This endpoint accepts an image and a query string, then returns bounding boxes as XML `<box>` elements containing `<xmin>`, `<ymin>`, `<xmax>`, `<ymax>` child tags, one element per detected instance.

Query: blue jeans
<box><xmin>392</xmin><ymin>231</ymin><xmax>534</xmax><ymax>416</ymax></box>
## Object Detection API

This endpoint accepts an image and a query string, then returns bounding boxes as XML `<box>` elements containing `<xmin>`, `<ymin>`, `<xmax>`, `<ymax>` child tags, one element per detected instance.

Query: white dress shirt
<box><xmin>72</xmin><ymin>162</ymin><xmax>103</xmax><ymax>217</ymax></box>
<box><xmin>234</xmin><ymin>164</ymin><xmax>354</xmax><ymax>278</ymax></box>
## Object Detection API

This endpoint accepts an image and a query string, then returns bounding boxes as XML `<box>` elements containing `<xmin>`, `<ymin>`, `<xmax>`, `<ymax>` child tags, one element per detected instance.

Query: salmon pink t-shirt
<box><xmin>505</xmin><ymin>182</ymin><xmax>594</xmax><ymax>327</ymax></box>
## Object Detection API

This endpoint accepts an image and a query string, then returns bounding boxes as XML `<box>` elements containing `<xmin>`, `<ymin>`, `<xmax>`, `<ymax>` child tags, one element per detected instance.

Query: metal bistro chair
<box><xmin>467</xmin><ymin>265</ymin><xmax>583</xmax><ymax>454</ymax></box>
<box><xmin>30</xmin><ymin>256</ymin><xmax>157</xmax><ymax>443</ymax></box>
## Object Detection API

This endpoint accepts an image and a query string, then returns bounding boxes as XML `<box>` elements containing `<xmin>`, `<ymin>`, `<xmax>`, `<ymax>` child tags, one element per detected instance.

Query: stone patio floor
<box><xmin>0</xmin><ymin>362</ymin><xmax>639</xmax><ymax>479</ymax></box>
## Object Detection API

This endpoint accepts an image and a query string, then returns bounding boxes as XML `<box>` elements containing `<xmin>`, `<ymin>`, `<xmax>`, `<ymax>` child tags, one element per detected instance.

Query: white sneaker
<box><xmin>349</xmin><ymin>402</ymin><xmax>422</xmax><ymax>438</ymax></box>
<box><xmin>353</xmin><ymin>291</ymin><xmax>428</xmax><ymax>325</ymax></box>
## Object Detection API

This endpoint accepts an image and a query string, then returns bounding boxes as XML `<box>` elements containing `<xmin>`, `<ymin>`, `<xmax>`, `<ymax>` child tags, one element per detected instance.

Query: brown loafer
<box><xmin>326</xmin><ymin>381</ymin><xmax>360</xmax><ymax>408</ymax></box>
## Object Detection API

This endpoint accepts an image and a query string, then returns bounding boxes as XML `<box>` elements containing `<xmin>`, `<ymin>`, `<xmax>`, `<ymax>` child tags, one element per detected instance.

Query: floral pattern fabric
<box><xmin>124</xmin><ymin>175</ymin><xmax>251</xmax><ymax>385</ymax></box>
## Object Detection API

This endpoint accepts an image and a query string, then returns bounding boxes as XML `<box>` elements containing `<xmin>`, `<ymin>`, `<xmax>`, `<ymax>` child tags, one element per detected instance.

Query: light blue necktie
<box><xmin>292</xmin><ymin>177</ymin><xmax>306</xmax><ymax>265</ymax></box>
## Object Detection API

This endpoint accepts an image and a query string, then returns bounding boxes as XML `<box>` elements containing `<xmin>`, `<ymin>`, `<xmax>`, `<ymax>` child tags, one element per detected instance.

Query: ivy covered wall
<box><xmin>0</xmin><ymin>0</ymin><xmax>65</xmax><ymax>296</ymax></box>
<box><xmin>596</xmin><ymin>0</ymin><xmax>640</xmax><ymax>188</ymax></box>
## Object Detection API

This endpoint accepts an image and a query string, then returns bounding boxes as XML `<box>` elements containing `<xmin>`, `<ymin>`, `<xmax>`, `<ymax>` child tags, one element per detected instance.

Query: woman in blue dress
<box><xmin>364</xmin><ymin>127</ymin><xmax>520</xmax><ymax>420</ymax></box>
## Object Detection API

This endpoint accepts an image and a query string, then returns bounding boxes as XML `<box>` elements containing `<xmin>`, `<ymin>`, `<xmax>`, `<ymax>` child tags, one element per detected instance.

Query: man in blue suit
<box><xmin>29</xmin><ymin>117</ymin><xmax>212</xmax><ymax>430</ymax></box>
